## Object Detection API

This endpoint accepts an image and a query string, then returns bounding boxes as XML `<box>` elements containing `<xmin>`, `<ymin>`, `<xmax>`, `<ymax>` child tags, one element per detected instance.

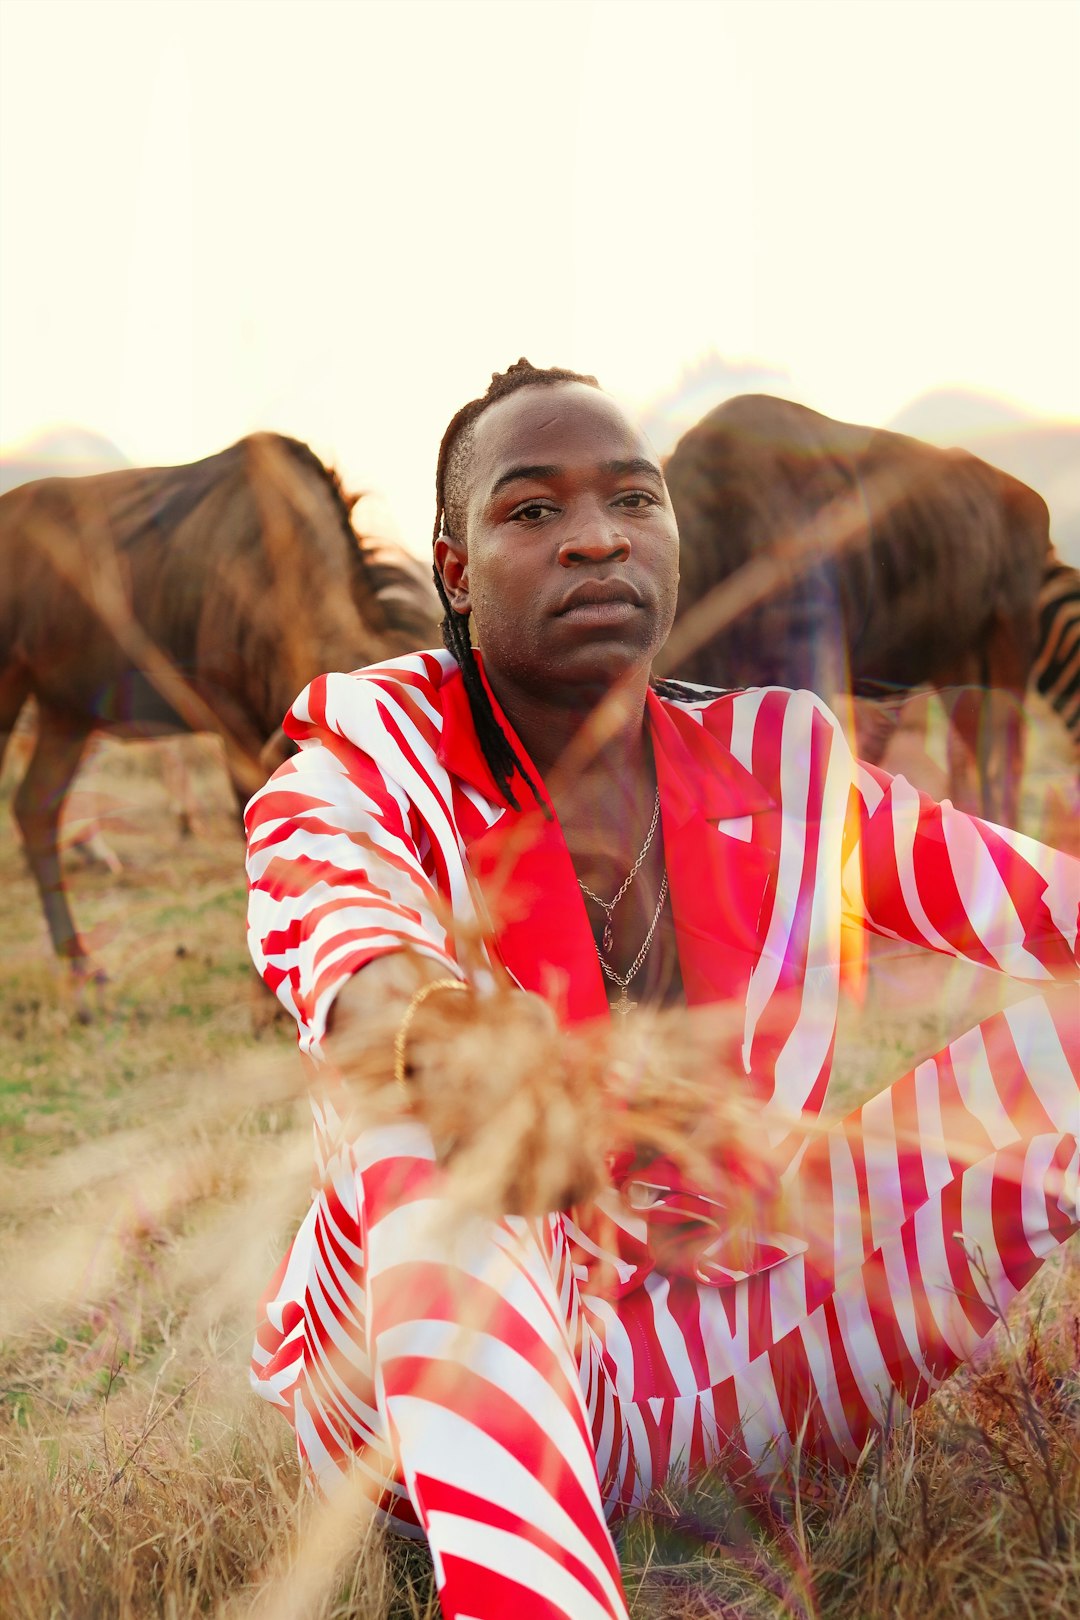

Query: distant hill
<box><xmin>889</xmin><ymin>388</ymin><xmax>1034</xmax><ymax>441</ymax></box>
<box><xmin>0</xmin><ymin>427</ymin><xmax>129</xmax><ymax>496</ymax></box>
<box><xmin>889</xmin><ymin>390</ymin><xmax>1080</xmax><ymax>566</ymax></box>
<box><xmin>642</xmin><ymin>354</ymin><xmax>794</xmax><ymax>458</ymax></box>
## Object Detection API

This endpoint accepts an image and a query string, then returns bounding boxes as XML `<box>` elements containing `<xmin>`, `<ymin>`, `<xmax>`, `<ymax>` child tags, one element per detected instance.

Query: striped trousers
<box><xmin>252</xmin><ymin>991</ymin><xmax>1080</xmax><ymax>1620</ymax></box>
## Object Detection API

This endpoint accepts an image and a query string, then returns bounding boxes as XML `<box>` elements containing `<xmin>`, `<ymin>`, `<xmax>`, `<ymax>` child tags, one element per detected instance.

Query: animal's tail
<box><xmin>1031</xmin><ymin>547</ymin><xmax>1080</xmax><ymax>759</ymax></box>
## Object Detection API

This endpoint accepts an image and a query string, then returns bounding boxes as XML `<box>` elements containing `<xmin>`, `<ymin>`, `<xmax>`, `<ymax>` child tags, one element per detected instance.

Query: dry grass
<box><xmin>0</xmin><ymin>708</ymin><xmax>1077</xmax><ymax>1619</ymax></box>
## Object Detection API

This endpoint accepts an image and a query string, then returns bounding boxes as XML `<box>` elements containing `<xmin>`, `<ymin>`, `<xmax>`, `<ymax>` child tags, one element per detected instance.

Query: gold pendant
<box><xmin>613</xmin><ymin>987</ymin><xmax>636</xmax><ymax>1015</ymax></box>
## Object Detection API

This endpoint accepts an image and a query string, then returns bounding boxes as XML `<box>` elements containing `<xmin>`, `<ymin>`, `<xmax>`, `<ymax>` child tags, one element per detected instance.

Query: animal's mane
<box><xmin>273</xmin><ymin>436</ymin><xmax>358</xmax><ymax>521</ymax></box>
<box><xmin>272</xmin><ymin>436</ymin><xmax>435</xmax><ymax>641</ymax></box>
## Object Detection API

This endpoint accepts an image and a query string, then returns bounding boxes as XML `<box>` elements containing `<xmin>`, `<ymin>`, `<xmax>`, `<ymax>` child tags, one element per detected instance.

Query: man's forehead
<box><xmin>470</xmin><ymin>383</ymin><xmax>651</xmax><ymax>489</ymax></box>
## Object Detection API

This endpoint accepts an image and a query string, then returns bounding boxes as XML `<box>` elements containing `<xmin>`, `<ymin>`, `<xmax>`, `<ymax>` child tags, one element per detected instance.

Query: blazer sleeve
<box><xmin>244</xmin><ymin>685</ymin><xmax>461</xmax><ymax>1055</ymax></box>
<box><xmin>845</xmin><ymin>758</ymin><xmax>1079</xmax><ymax>979</ymax></box>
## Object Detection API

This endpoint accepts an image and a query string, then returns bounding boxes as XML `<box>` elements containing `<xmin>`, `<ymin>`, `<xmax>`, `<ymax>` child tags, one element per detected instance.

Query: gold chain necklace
<box><xmin>595</xmin><ymin>874</ymin><xmax>669</xmax><ymax>1015</ymax></box>
<box><xmin>577</xmin><ymin>786</ymin><xmax>661</xmax><ymax>955</ymax></box>
<box><xmin>577</xmin><ymin>787</ymin><xmax>667</xmax><ymax>1015</ymax></box>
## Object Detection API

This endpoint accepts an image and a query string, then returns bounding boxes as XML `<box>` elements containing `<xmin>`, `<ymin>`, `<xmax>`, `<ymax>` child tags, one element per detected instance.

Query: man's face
<box><xmin>437</xmin><ymin>383</ymin><xmax>680</xmax><ymax>701</ymax></box>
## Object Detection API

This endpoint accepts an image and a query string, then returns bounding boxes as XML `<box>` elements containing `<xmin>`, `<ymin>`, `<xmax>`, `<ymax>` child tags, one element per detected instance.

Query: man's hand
<box><xmin>408</xmin><ymin>985</ymin><xmax>607</xmax><ymax>1217</ymax></box>
<box><xmin>325</xmin><ymin>959</ymin><xmax>607</xmax><ymax>1217</ymax></box>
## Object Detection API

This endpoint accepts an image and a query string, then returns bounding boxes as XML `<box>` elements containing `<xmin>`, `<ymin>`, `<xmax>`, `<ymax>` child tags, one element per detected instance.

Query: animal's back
<box><xmin>844</xmin><ymin>437</ymin><xmax>1048</xmax><ymax>690</ymax></box>
<box><xmin>664</xmin><ymin>395</ymin><xmax>874</xmax><ymax>690</ymax></box>
<box><xmin>0</xmin><ymin>441</ymin><xmax>261</xmax><ymax>722</ymax></box>
<box><xmin>664</xmin><ymin>393</ymin><xmax>1050</xmax><ymax>695</ymax></box>
<box><xmin>0</xmin><ymin>433</ymin><xmax>439</xmax><ymax>741</ymax></box>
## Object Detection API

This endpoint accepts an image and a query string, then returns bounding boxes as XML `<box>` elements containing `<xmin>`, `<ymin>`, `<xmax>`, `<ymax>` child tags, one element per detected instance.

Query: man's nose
<box><xmin>558</xmin><ymin>509</ymin><xmax>631</xmax><ymax>566</ymax></box>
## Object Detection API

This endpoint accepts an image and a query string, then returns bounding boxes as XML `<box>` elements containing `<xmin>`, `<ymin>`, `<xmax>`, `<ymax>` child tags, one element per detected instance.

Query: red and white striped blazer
<box><xmin>245</xmin><ymin>650</ymin><xmax>1079</xmax><ymax>1290</ymax></box>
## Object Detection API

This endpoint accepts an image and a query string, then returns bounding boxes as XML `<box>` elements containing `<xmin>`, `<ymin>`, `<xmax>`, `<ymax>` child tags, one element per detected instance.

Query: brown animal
<box><xmin>660</xmin><ymin>394</ymin><xmax>1051</xmax><ymax>825</ymax></box>
<box><xmin>0</xmin><ymin>433</ymin><xmax>440</xmax><ymax>970</ymax></box>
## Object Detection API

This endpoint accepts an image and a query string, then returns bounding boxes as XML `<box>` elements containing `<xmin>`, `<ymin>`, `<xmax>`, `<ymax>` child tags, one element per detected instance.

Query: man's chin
<box><xmin>541</xmin><ymin>636</ymin><xmax>655</xmax><ymax>697</ymax></box>
<box><xmin>478</xmin><ymin>626</ymin><xmax>662</xmax><ymax>709</ymax></box>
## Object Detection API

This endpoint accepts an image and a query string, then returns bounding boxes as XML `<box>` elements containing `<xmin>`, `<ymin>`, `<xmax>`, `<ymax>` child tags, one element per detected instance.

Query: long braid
<box><xmin>432</xmin><ymin>358</ymin><xmax>598</xmax><ymax>809</ymax></box>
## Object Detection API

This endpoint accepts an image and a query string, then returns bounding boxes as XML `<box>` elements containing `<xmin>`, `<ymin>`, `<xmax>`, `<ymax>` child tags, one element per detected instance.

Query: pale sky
<box><xmin>2</xmin><ymin>0</ymin><xmax>1078</xmax><ymax>549</ymax></box>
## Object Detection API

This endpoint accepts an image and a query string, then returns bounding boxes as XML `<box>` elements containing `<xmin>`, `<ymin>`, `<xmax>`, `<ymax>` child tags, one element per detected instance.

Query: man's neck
<box><xmin>482</xmin><ymin>662</ymin><xmax>653</xmax><ymax>790</ymax></box>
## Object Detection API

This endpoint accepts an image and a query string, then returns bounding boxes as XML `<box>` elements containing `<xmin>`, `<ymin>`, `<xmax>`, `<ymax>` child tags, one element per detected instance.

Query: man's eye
<box><xmin>616</xmin><ymin>491</ymin><xmax>657</xmax><ymax>510</ymax></box>
<box><xmin>511</xmin><ymin>501</ymin><xmax>553</xmax><ymax>522</ymax></box>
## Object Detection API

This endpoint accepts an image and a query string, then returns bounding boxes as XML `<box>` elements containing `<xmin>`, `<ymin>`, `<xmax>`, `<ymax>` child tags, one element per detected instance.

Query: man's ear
<box><xmin>435</xmin><ymin>534</ymin><xmax>471</xmax><ymax>615</ymax></box>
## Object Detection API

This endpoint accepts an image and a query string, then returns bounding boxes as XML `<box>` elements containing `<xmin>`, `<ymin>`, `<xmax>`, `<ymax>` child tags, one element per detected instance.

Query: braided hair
<box><xmin>432</xmin><ymin>358</ymin><xmax>599</xmax><ymax>808</ymax></box>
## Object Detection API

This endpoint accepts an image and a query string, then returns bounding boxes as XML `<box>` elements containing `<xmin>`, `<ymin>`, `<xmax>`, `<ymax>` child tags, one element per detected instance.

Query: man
<box><xmin>246</xmin><ymin>361</ymin><xmax>1079</xmax><ymax>1620</ymax></box>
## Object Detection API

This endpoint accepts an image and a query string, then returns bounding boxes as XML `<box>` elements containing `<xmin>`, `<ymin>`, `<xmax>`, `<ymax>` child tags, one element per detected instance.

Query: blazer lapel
<box><xmin>436</xmin><ymin>667</ymin><xmax>779</xmax><ymax>1024</ymax></box>
<box><xmin>468</xmin><ymin>807</ymin><xmax>610</xmax><ymax>1023</ymax></box>
<box><xmin>647</xmin><ymin>692</ymin><xmax>779</xmax><ymax>1008</ymax></box>
<box><xmin>436</xmin><ymin>666</ymin><xmax>608</xmax><ymax>1024</ymax></box>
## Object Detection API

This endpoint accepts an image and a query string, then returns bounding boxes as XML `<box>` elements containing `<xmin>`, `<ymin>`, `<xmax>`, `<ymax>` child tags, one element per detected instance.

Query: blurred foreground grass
<box><xmin>0</xmin><ymin>706</ymin><xmax>1077</xmax><ymax>1619</ymax></box>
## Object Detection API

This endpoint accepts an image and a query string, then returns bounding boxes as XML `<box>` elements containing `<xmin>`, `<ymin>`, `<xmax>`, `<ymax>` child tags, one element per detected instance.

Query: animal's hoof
<box><xmin>65</xmin><ymin>830</ymin><xmax>124</xmax><ymax>875</ymax></box>
<box><xmin>66</xmin><ymin>958</ymin><xmax>110</xmax><ymax>1021</ymax></box>
<box><xmin>70</xmin><ymin>961</ymin><xmax>109</xmax><ymax>988</ymax></box>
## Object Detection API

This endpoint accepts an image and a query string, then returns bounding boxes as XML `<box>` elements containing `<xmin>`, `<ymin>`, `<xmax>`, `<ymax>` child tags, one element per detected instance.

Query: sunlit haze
<box><xmin>2</xmin><ymin>0</ymin><xmax>1077</xmax><ymax>551</ymax></box>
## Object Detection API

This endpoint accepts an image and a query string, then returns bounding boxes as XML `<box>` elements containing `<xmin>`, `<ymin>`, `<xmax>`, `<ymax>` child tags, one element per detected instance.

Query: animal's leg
<box><xmin>855</xmin><ymin>689</ymin><xmax>950</xmax><ymax>801</ymax></box>
<box><xmin>941</xmin><ymin>684</ymin><xmax>983</xmax><ymax>816</ymax></box>
<box><xmin>850</xmin><ymin>695</ymin><xmax>902</xmax><ymax>765</ymax></box>
<box><xmin>227</xmin><ymin>771</ymin><xmax>251</xmax><ymax>829</ymax></box>
<box><xmin>979</xmin><ymin>610</ymin><xmax>1034</xmax><ymax>829</ymax></box>
<box><xmin>13</xmin><ymin>706</ymin><xmax>95</xmax><ymax>964</ymax></box>
<box><xmin>63</xmin><ymin>823</ymin><xmax>123</xmax><ymax>875</ymax></box>
<box><xmin>228</xmin><ymin>729</ymin><xmax>295</xmax><ymax>830</ymax></box>
<box><xmin>942</xmin><ymin>613</ymin><xmax>1034</xmax><ymax>828</ymax></box>
<box><xmin>160</xmin><ymin>737</ymin><xmax>200</xmax><ymax>839</ymax></box>
<box><xmin>976</xmin><ymin>684</ymin><xmax>1026</xmax><ymax>828</ymax></box>
<box><xmin>0</xmin><ymin>666</ymin><xmax>32</xmax><ymax>785</ymax></box>
<box><xmin>58</xmin><ymin>733</ymin><xmax>123</xmax><ymax>873</ymax></box>
<box><xmin>931</xmin><ymin>649</ymin><xmax>986</xmax><ymax>817</ymax></box>
<box><xmin>211</xmin><ymin>719</ymin><xmax>276</xmax><ymax>833</ymax></box>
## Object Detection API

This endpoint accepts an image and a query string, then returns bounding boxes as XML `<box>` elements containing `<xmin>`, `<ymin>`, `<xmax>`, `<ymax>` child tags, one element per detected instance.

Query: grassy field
<box><xmin>0</xmin><ymin>706</ymin><xmax>1077</xmax><ymax>1619</ymax></box>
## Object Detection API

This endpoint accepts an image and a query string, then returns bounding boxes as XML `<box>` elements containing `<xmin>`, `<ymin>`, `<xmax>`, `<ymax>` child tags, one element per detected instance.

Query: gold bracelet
<box><xmin>393</xmin><ymin>977</ymin><xmax>470</xmax><ymax>1098</ymax></box>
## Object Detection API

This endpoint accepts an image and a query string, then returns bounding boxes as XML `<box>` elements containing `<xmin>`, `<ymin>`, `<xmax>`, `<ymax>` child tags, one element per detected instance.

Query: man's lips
<box><xmin>554</xmin><ymin>577</ymin><xmax>644</xmax><ymax>617</ymax></box>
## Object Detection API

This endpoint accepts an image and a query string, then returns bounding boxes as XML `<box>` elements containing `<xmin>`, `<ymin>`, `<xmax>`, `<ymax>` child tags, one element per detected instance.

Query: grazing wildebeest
<box><xmin>0</xmin><ymin>433</ymin><xmax>440</xmax><ymax>971</ymax></box>
<box><xmin>660</xmin><ymin>394</ymin><xmax>1052</xmax><ymax>826</ymax></box>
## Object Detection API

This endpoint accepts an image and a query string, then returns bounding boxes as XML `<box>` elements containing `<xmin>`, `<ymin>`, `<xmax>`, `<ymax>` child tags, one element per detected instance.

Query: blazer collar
<box><xmin>436</xmin><ymin>661</ymin><xmax>602</xmax><ymax>1020</ymax></box>
<box><xmin>648</xmin><ymin>692</ymin><xmax>778</xmax><ymax>1010</ymax></box>
<box><xmin>435</xmin><ymin>656</ymin><xmax>521</xmax><ymax>808</ymax></box>
<box><xmin>643</xmin><ymin>687</ymin><xmax>774</xmax><ymax>826</ymax></box>
<box><xmin>435</xmin><ymin>659</ymin><xmax>774</xmax><ymax>819</ymax></box>
<box><xmin>436</xmin><ymin>660</ymin><xmax>777</xmax><ymax>1023</ymax></box>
